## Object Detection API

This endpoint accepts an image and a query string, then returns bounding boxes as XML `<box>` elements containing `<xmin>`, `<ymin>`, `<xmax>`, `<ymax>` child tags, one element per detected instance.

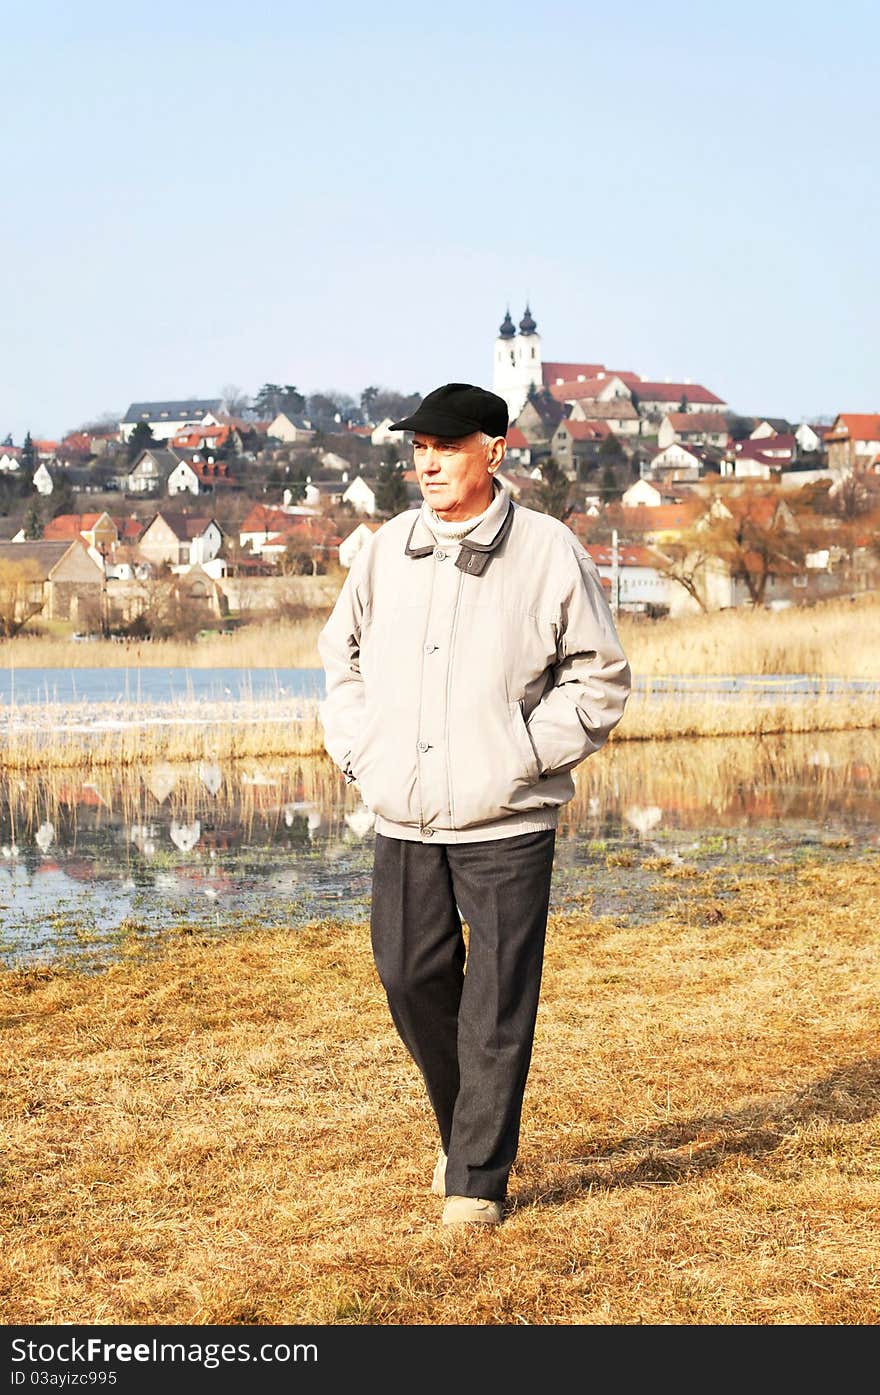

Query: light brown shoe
<box><xmin>441</xmin><ymin>1195</ymin><xmax>503</xmax><ymax>1226</ymax></box>
<box><xmin>431</xmin><ymin>1149</ymin><xmax>447</xmax><ymax>1196</ymax></box>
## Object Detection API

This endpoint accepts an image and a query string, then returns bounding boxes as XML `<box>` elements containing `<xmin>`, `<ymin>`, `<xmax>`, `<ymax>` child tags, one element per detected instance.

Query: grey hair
<box><xmin>479</xmin><ymin>431</ymin><xmax>504</xmax><ymax>447</ymax></box>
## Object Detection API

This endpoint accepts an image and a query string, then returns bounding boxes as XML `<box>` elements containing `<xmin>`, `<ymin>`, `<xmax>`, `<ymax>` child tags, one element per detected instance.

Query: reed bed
<box><xmin>1</xmin><ymin>856</ymin><xmax>877</xmax><ymax>1325</ymax></box>
<box><xmin>616</xmin><ymin>591</ymin><xmax>880</xmax><ymax>679</ymax></box>
<box><xmin>0</xmin><ymin>618</ymin><xmax>327</xmax><ymax>671</ymax></box>
<box><xmin>3</xmin><ymin>591</ymin><xmax>879</xmax><ymax>678</ymax></box>
<box><xmin>1</xmin><ymin>688</ymin><xmax>877</xmax><ymax>774</ymax></box>
<box><xmin>0</xmin><ymin>701</ymin><xmax>326</xmax><ymax>773</ymax></box>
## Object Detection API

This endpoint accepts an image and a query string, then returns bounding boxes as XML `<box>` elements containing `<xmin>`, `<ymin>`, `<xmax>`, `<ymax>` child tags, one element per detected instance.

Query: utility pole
<box><xmin>611</xmin><ymin>528</ymin><xmax>620</xmax><ymax>616</ymax></box>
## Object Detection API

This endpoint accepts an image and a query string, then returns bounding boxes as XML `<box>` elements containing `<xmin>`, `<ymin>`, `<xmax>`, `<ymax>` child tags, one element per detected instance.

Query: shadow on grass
<box><xmin>517</xmin><ymin>1056</ymin><xmax>880</xmax><ymax>1208</ymax></box>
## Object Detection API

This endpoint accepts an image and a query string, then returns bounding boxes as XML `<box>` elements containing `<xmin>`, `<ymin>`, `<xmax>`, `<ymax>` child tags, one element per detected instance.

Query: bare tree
<box><xmin>221</xmin><ymin>384</ymin><xmax>251</xmax><ymax>418</ymax></box>
<box><xmin>0</xmin><ymin>558</ymin><xmax>47</xmax><ymax>636</ymax></box>
<box><xmin>655</xmin><ymin>485</ymin><xmax>815</xmax><ymax>609</ymax></box>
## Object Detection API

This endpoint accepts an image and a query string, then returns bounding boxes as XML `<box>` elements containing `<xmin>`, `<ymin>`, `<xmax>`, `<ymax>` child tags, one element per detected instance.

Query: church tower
<box><xmin>492</xmin><ymin>304</ymin><xmax>543</xmax><ymax>425</ymax></box>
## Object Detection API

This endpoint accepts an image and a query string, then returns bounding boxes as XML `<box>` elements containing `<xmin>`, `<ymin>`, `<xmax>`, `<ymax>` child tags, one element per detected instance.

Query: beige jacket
<box><xmin>317</xmin><ymin>481</ymin><xmax>631</xmax><ymax>843</ymax></box>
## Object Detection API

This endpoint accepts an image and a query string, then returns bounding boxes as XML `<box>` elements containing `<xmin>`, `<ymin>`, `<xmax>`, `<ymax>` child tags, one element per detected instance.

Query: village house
<box><xmin>643</xmin><ymin>442</ymin><xmax>707</xmax><ymax>483</ymax></box>
<box><xmin>239</xmin><ymin>504</ymin><xmax>299</xmax><ymax>555</ymax></box>
<box><xmin>583</xmin><ymin>541</ymin><xmax>675</xmax><ymax>616</ymax></box>
<box><xmin>136</xmin><ymin>511</ymin><xmax>224</xmax><ymax>568</ymax></box>
<box><xmin>658</xmin><ymin>412</ymin><xmax>730</xmax><ymax>450</ymax></box>
<box><xmin>33</xmin><ymin>462</ymin><xmax>54</xmax><ymax>495</ymax></box>
<box><xmin>794</xmin><ymin>422</ymin><xmax>832</xmax><ymax>454</ymax></box>
<box><xmin>614</xmin><ymin>496</ymin><xmax>707</xmax><ymax>545</ymax></box>
<box><xmin>266</xmin><ymin>412</ymin><xmax>316</xmax><ymax>444</ymax></box>
<box><xmin>304</xmin><ymin>478</ymin><xmax>349</xmax><ymax>510</ymax></box>
<box><xmin>825</xmin><ymin>414</ymin><xmax>880</xmax><ymax>473</ymax></box>
<box><xmin>340</xmin><ymin>475</ymin><xmax>379</xmax><ymax>515</ymax></box>
<box><xmin>338</xmin><ymin>521</ymin><xmax>383</xmax><ymax>568</ymax></box>
<box><xmin>504</xmin><ymin>426</ymin><xmax>532</xmax><ymax>466</ymax></box>
<box><xmin>632</xmin><ymin>381</ymin><xmax>727</xmax><ymax>418</ymax></box>
<box><xmin>749</xmin><ymin>418</ymin><xmax>793</xmax><ymax>440</ymax></box>
<box><xmin>724</xmin><ymin>434</ymin><xmax>797</xmax><ymax>480</ymax></box>
<box><xmin>565</xmin><ymin>396</ymin><xmax>641</xmax><ymax>435</ymax></box>
<box><xmin>259</xmin><ymin>515</ymin><xmax>342</xmax><ymax>570</ymax></box>
<box><xmin>547</xmin><ymin>373</ymin><xmax>634</xmax><ymax>406</ymax></box>
<box><xmin>513</xmin><ymin>392</ymin><xmax>564</xmax><ymax>448</ymax></box>
<box><xmin>170</xmin><ymin>423</ymin><xmax>241</xmax><ymax>454</ymax></box>
<box><xmin>0</xmin><ymin>539</ymin><xmax>104</xmax><ymax>624</ymax></box>
<box><xmin>166</xmin><ymin>455</ymin><xmax>235</xmax><ymax>497</ymax></box>
<box><xmin>126</xmin><ymin>447</ymin><xmax>181</xmax><ymax>495</ymax></box>
<box><xmin>550</xmin><ymin>419</ymin><xmax>613</xmax><ymax>479</ymax></box>
<box><xmin>621</xmin><ymin>479</ymin><xmax>697</xmax><ymax>508</ymax></box>
<box><xmin>42</xmin><ymin>511</ymin><xmax>119</xmax><ymax>566</ymax></box>
<box><xmin>119</xmin><ymin>399</ymin><xmax>224</xmax><ymax>443</ymax></box>
<box><xmin>0</xmin><ymin>447</ymin><xmax>21</xmax><ymax>472</ymax></box>
<box><xmin>370</xmin><ymin>418</ymin><xmax>399</xmax><ymax>446</ymax></box>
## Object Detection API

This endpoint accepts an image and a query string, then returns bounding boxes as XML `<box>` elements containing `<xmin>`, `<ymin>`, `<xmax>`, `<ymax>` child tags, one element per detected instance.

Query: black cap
<box><xmin>389</xmin><ymin>383</ymin><xmax>508</xmax><ymax>439</ymax></box>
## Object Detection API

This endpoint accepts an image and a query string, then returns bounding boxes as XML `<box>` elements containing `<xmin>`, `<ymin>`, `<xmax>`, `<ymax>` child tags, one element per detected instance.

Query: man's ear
<box><xmin>488</xmin><ymin>435</ymin><xmax>507</xmax><ymax>471</ymax></box>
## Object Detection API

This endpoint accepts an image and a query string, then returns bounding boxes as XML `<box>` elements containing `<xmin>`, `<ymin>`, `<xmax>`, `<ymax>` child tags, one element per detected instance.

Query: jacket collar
<box><xmin>404</xmin><ymin>480</ymin><xmax>514</xmax><ymax>575</ymax></box>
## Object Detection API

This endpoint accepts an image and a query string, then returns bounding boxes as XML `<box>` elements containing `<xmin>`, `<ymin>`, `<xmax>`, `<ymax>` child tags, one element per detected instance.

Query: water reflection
<box><xmin>1</xmin><ymin>729</ymin><xmax>878</xmax><ymax>968</ymax></box>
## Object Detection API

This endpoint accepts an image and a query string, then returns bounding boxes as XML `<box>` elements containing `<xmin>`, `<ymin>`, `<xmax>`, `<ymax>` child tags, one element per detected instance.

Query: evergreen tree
<box><xmin>21</xmin><ymin>432</ymin><xmax>36</xmax><ymax>472</ymax></box>
<box><xmin>600</xmin><ymin>462</ymin><xmax>618</xmax><ymax>501</ymax></box>
<box><xmin>374</xmin><ymin>460</ymin><xmax>408</xmax><ymax>515</ymax></box>
<box><xmin>127</xmin><ymin>421</ymin><xmax>155</xmax><ymax>463</ymax></box>
<box><xmin>532</xmin><ymin>457</ymin><xmax>575</xmax><ymax>521</ymax></box>
<box><xmin>23</xmin><ymin>498</ymin><xmax>43</xmax><ymax>539</ymax></box>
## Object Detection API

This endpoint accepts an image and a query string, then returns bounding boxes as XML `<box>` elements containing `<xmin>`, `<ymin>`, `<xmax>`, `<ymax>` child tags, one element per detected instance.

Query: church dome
<box><xmin>519</xmin><ymin>303</ymin><xmax>537</xmax><ymax>334</ymax></box>
<box><xmin>499</xmin><ymin>309</ymin><xmax>515</xmax><ymax>339</ymax></box>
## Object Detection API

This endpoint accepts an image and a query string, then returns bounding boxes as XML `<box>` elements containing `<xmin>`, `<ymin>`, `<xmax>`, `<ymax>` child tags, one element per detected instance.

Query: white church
<box><xmin>492</xmin><ymin>305</ymin><xmax>544</xmax><ymax>422</ymax></box>
<box><xmin>492</xmin><ymin>304</ymin><xmax>727</xmax><ymax>425</ymax></box>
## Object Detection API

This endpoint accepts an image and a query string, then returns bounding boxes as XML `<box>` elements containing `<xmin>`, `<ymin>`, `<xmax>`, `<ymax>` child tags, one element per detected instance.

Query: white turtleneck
<box><xmin>422</xmin><ymin>490</ymin><xmax>496</xmax><ymax>543</ymax></box>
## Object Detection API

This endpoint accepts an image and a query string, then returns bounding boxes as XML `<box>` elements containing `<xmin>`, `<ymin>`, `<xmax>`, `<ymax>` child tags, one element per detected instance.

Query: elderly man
<box><xmin>318</xmin><ymin>382</ymin><xmax>630</xmax><ymax>1226</ymax></box>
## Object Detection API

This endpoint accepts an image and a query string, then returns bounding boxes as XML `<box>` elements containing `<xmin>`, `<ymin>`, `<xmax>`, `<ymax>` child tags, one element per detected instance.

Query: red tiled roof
<box><xmin>557</xmin><ymin>420</ymin><xmax>613</xmax><ymax>441</ymax></box>
<box><xmin>635</xmin><ymin>382</ymin><xmax>725</xmax><ymax>405</ymax></box>
<box><xmin>240</xmin><ymin>504</ymin><xmax>292</xmax><ymax>532</ymax></box>
<box><xmin>618</xmin><ymin>500</ymin><xmax>706</xmax><ymax>533</ymax></box>
<box><xmin>734</xmin><ymin>436</ymin><xmax>795</xmax><ymax>462</ymax></box>
<box><xmin>663</xmin><ymin>412</ymin><xmax>730</xmax><ymax>434</ymax></box>
<box><xmin>829</xmin><ymin>413</ymin><xmax>880</xmax><ymax>441</ymax></box>
<box><xmin>584</xmin><ymin>543</ymin><xmax>663</xmax><ymax>568</ymax></box>
<box><xmin>506</xmin><ymin>427</ymin><xmax>530</xmax><ymax>449</ymax></box>
<box><xmin>542</xmin><ymin>362</ymin><xmax>607</xmax><ymax>385</ymax></box>
<box><xmin>171</xmin><ymin>424</ymin><xmax>232</xmax><ymax>448</ymax></box>
<box><xmin>717</xmin><ymin>495</ymin><xmax>785</xmax><ymax>528</ymax></box>
<box><xmin>43</xmin><ymin>512</ymin><xmax>111</xmax><ymax>540</ymax></box>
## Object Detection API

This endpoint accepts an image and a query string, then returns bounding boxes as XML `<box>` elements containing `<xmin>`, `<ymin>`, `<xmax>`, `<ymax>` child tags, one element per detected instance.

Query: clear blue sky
<box><xmin>3</xmin><ymin>0</ymin><xmax>878</xmax><ymax>440</ymax></box>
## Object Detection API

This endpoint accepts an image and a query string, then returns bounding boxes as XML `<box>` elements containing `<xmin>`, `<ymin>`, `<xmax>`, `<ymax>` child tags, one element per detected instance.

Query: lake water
<box><xmin>1</xmin><ymin>667</ymin><xmax>879</xmax><ymax>707</ymax></box>
<box><xmin>1</xmin><ymin>729</ymin><xmax>877</xmax><ymax>971</ymax></box>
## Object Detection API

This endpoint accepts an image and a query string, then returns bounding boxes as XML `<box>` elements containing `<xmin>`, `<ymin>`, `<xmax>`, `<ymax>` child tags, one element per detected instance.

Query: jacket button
<box><xmin>421</xmin><ymin>827</ymin><xmax>434</xmax><ymax>838</ymax></box>
<box><xmin>433</xmin><ymin>548</ymin><xmax>446</xmax><ymax>560</ymax></box>
<box><xmin>417</xmin><ymin>739</ymin><xmax>430</xmax><ymax>752</ymax></box>
<box><xmin>425</xmin><ymin>643</ymin><xmax>437</xmax><ymax>653</ymax></box>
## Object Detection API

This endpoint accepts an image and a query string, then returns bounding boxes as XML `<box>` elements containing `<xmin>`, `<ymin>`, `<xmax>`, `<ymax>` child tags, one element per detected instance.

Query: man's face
<box><xmin>412</xmin><ymin>431</ymin><xmax>503</xmax><ymax>521</ymax></box>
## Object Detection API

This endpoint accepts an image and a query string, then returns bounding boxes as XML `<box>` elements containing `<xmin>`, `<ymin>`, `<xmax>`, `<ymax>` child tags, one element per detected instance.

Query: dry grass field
<box><xmin>2</xmin><ymin>856</ymin><xmax>877</xmax><ymax>1326</ymax></box>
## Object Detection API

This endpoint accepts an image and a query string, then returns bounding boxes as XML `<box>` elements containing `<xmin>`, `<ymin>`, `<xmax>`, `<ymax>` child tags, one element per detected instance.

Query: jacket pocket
<box><xmin>511</xmin><ymin>699</ymin><xmax>542</xmax><ymax>784</ymax></box>
<box><xmin>447</xmin><ymin>699</ymin><xmax>542</xmax><ymax>828</ymax></box>
<box><xmin>349</xmin><ymin>704</ymin><xmax>421</xmax><ymax>824</ymax></box>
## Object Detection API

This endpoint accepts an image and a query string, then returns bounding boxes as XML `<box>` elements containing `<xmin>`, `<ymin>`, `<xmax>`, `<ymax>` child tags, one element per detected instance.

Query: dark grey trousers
<box><xmin>369</xmin><ymin>827</ymin><xmax>557</xmax><ymax>1202</ymax></box>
